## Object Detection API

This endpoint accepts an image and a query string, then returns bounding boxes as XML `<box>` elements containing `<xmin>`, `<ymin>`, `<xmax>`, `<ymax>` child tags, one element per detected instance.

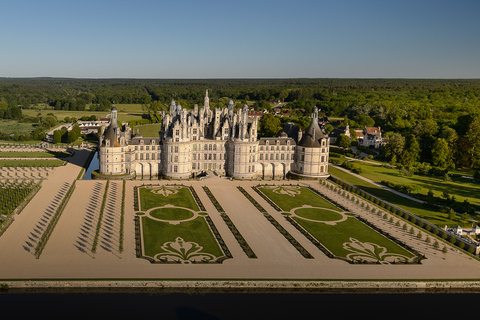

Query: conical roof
<box><xmin>103</xmin><ymin>121</ymin><xmax>120</xmax><ymax>147</ymax></box>
<box><xmin>298</xmin><ymin>109</ymin><xmax>325</xmax><ymax>148</ymax></box>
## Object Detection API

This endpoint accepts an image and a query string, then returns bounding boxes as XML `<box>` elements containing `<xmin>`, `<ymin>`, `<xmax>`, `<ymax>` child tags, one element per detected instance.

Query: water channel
<box><xmin>83</xmin><ymin>151</ymin><xmax>98</xmax><ymax>180</ymax></box>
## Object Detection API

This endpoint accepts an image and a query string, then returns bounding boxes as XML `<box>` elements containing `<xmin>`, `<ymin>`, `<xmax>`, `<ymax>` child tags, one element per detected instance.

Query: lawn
<box><xmin>139</xmin><ymin>185</ymin><xmax>199</xmax><ymax>211</ymax></box>
<box><xmin>258</xmin><ymin>185</ymin><xmax>341</xmax><ymax>212</ymax></box>
<box><xmin>0</xmin><ymin>120</ymin><xmax>38</xmax><ymax>136</ymax></box>
<box><xmin>0</xmin><ymin>151</ymin><xmax>71</xmax><ymax>158</ymax></box>
<box><xmin>351</xmin><ymin>161</ymin><xmax>480</xmax><ymax>207</ymax></box>
<box><xmin>293</xmin><ymin>215</ymin><xmax>414</xmax><ymax>260</ymax></box>
<box><xmin>328</xmin><ymin>166</ymin><xmax>464</xmax><ymax>227</ymax></box>
<box><xmin>133</xmin><ymin>123</ymin><xmax>162</xmax><ymax>137</ymax></box>
<box><xmin>150</xmin><ymin>207</ymin><xmax>194</xmax><ymax>220</ymax></box>
<box><xmin>258</xmin><ymin>184</ymin><xmax>416</xmax><ymax>263</ymax></box>
<box><xmin>0</xmin><ymin>159</ymin><xmax>65</xmax><ymax>167</ymax></box>
<box><xmin>141</xmin><ymin>217</ymin><xmax>223</xmax><ymax>258</ymax></box>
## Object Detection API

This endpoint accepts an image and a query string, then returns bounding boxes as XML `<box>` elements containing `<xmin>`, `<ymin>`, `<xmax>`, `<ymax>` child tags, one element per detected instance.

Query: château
<box><xmin>98</xmin><ymin>90</ymin><xmax>330</xmax><ymax>180</ymax></box>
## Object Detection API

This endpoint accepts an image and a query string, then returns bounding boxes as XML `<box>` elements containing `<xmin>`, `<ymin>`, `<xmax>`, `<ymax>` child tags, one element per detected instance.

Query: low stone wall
<box><xmin>3</xmin><ymin>280</ymin><xmax>480</xmax><ymax>294</ymax></box>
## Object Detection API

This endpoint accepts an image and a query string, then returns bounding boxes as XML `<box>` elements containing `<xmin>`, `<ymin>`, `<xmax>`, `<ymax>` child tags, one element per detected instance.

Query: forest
<box><xmin>0</xmin><ymin>77</ymin><xmax>479</xmax><ymax>169</ymax></box>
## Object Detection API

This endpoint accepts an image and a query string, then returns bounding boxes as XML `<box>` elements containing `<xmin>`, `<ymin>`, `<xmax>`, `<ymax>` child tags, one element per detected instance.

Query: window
<box><xmin>146</xmin><ymin>146</ymin><xmax>149</xmax><ymax>151</ymax></box>
<box><xmin>209</xmin><ymin>144</ymin><xmax>212</xmax><ymax>151</ymax></box>
<box><xmin>260</xmin><ymin>154</ymin><xmax>263</xmax><ymax>160</ymax></box>
<box><xmin>204</xmin><ymin>144</ymin><xmax>208</xmax><ymax>150</ymax></box>
<box><xmin>193</xmin><ymin>163</ymin><xmax>196</xmax><ymax>170</ymax></box>
<box><xmin>321</xmin><ymin>156</ymin><xmax>325</xmax><ymax>162</ymax></box>
<box><xmin>152</xmin><ymin>146</ymin><xmax>155</xmax><ymax>150</ymax></box>
<box><xmin>193</xmin><ymin>154</ymin><xmax>196</xmax><ymax>160</ymax></box>
<box><xmin>213</xmin><ymin>144</ymin><xmax>217</xmax><ymax>151</ymax></box>
<box><xmin>213</xmin><ymin>154</ymin><xmax>216</xmax><ymax>160</ymax></box>
<box><xmin>175</xmin><ymin>138</ymin><xmax>179</xmax><ymax>142</ymax></box>
<box><xmin>204</xmin><ymin>154</ymin><xmax>207</xmax><ymax>160</ymax></box>
<box><xmin>135</xmin><ymin>146</ymin><xmax>138</xmax><ymax>151</ymax></box>
<box><xmin>174</xmin><ymin>155</ymin><xmax>178</xmax><ymax>162</ymax></box>
<box><xmin>146</xmin><ymin>154</ymin><xmax>149</xmax><ymax>160</ymax></box>
<box><xmin>281</xmin><ymin>154</ymin><xmax>284</xmax><ymax>160</ymax></box>
<box><xmin>174</xmin><ymin>146</ymin><xmax>179</xmax><ymax>153</ymax></box>
<box><xmin>276</xmin><ymin>154</ymin><xmax>279</xmax><ymax>160</ymax></box>
<box><xmin>151</xmin><ymin>153</ymin><xmax>155</xmax><ymax>160</ymax></box>
<box><xmin>174</xmin><ymin>165</ymin><xmax>178</xmax><ymax>173</ymax></box>
<box><xmin>193</xmin><ymin>128</ymin><xmax>197</xmax><ymax>134</ymax></box>
<box><xmin>270</xmin><ymin>154</ymin><xmax>274</xmax><ymax>160</ymax></box>
<box><xmin>175</xmin><ymin>130</ymin><xmax>179</xmax><ymax>136</ymax></box>
<box><xmin>140</xmin><ymin>146</ymin><xmax>144</xmax><ymax>151</ymax></box>
<box><xmin>140</xmin><ymin>153</ymin><xmax>144</xmax><ymax>160</ymax></box>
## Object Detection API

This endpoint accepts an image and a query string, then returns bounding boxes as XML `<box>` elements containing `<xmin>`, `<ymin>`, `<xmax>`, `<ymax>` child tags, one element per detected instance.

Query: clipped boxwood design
<box><xmin>202</xmin><ymin>186</ymin><xmax>257</xmax><ymax>259</ymax></box>
<box><xmin>237</xmin><ymin>186</ymin><xmax>314</xmax><ymax>259</ymax></box>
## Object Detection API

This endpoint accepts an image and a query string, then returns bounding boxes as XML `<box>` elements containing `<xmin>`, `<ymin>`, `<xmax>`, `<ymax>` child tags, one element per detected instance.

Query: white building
<box><xmin>98</xmin><ymin>90</ymin><xmax>330</xmax><ymax>180</ymax></box>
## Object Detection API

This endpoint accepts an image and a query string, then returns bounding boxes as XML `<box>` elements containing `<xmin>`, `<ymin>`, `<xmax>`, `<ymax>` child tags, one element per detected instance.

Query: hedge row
<box><xmin>202</xmin><ymin>186</ymin><xmax>256</xmax><ymax>259</ymax></box>
<box><xmin>91</xmin><ymin>180</ymin><xmax>110</xmax><ymax>253</ymax></box>
<box><xmin>237</xmin><ymin>186</ymin><xmax>314</xmax><ymax>259</ymax></box>
<box><xmin>251</xmin><ymin>185</ymin><xmax>282</xmax><ymax>212</ymax></box>
<box><xmin>35</xmin><ymin>181</ymin><xmax>76</xmax><ymax>258</ymax></box>
<box><xmin>119</xmin><ymin>179</ymin><xmax>126</xmax><ymax>253</ymax></box>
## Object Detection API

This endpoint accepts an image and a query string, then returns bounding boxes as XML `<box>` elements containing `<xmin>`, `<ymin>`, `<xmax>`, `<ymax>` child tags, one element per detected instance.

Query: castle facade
<box><xmin>98</xmin><ymin>90</ymin><xmax>330</xmax><ymax>180</ymax></box>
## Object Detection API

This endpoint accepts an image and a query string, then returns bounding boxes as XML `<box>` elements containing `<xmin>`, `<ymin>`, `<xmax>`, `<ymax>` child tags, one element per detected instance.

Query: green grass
<box><xmin>150</xmin><ymin>207</ymin><xmax>194</xmax><ymax>220</ymax></box>
<box><xmin>0</xmin><ymin>159</ymin><xmax>65</xmax><ymax>167</ymax></box>
<box><xmin>258</xmin><ymin>186</ymin><xmax>341</xmax><ymax>212</ymax></box>
<box><xmin>328</xmin><ymin>166</ymin><xmax>465</xmax><ymax>227</ymax></box>
<box><xmin>294</xmin><ymin>208</ymin><xmax>344</xmax><ymax>221</ymax></box>
<box><xmin>133</xmin><ymin>123</ymin><xmax>161</xmax><ymax>137</ymax></box>
<box><xmin>351</xmin><ymin>161</ymin><xmax>480</xmax><ymax>207</ymax></box>
<box><xmin>258</xmin><ymin>184</ymin><xmax>415</xmax><ymax>261</ymax></box>
<box><xmin>0</xmin><ymin>120</ymin><xmax>38</xmax><ymax>135</ymax></box>
<box><xmin>141</xmin><ymin>216</ymin><xmax>223</xmax><ymax>258</ymax></box>
<box><xmin>139</xmin><ymin>186</ymin><xmax>199</xmax><ymax>211</ymax></box>
<box><xmin>0</xmin><ymin>151</ymin><xmax>71</xmax><ymax>158</ymax></box>
<box><xmin>293</xmin><ymin>216</ymin><xmax>414</xmax><ymax>259</ymax></box>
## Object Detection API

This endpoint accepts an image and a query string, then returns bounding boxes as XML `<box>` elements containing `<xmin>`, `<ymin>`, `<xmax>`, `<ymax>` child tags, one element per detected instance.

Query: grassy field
<box><xmin>133</xmin><ymin>124</ymin><xmax>162</xmax><ymax>137</ymax></box>
<box><xmin>349</xmin><ymin>161</ymin><xmax>480</xmax><ymax>207</ymax></box>
<box><xmin>24</xmin><ymin>104</ymin><xmax>147</xmax><ymax>122</ymax></box>
<box><xmin>0</xmin><ymin>120</ymin><xmax>38</xmax><ymax>136</ymax></box>
<box><xmin>328</xmin><ymin>165</ymin><xmax>465</xmax><ymax>227</ymax></box>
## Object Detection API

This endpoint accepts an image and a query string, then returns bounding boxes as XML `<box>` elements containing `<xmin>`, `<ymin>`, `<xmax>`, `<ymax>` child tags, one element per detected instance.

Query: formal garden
<box><xmin>134</xmin><ymin>184</ymin><xmax>231</xmax><ymax>263</ymax></box>
<box><xmin>252</xmin><ymin>184</ymin><xmax>421</xmax><ymax>264</ymax></box>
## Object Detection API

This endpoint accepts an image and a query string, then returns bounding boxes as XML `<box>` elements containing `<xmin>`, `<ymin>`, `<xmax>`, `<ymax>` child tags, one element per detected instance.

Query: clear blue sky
<box><xmin>1</xmin><ymin>0</ymin><xmax>479</xmax><ymax>78</ymax></box>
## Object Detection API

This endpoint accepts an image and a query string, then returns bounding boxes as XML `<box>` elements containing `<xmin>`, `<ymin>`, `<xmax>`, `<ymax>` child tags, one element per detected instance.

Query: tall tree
<box><xmin>432</xmin><ymin>138</ymin><xmax>449</xmax><ymax>168</ymax></box>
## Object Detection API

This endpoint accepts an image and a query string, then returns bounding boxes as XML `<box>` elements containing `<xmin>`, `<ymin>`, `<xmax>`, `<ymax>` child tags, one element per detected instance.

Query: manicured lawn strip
<box><xmin>139</xmin><ymin>185</ymin><xmax>199</xmax><ymax>211</ymax></box>
<box><xmin>257</xmin><ymin>186</ymin><xmax>341</xmax><ymax>212</ymax></box>
<box><xmin>292</xmin><ymin>216</ymin><xmax>414</xmax><ymax>260</ymax></box>
<box><xmin>328</xmin><ymin>166</ymin><xmax>460</xmax><ymax>227</ymax></box>
<box><xmin>0</xmin><ymin>151</ymin><xmax>71</xmax><ymax>158</ymax></box>
<box><xmin>294</xmin><ymin>208</ymin><xmax>344</xmax><ymax>221</ymax></box>
<box><xmin>0</xmin><ymin>159</ymin><xmax>65</xmax><ymax>167</ymax></box>
<box><xmin>141</xmin><ymin>217</ymin><xmax>224</xmax><ymax>258</ymax></box>
<box><xmin>150</xmin><ymin>207</ymin><xmax>194</xmax><ymax>220</ymax></box>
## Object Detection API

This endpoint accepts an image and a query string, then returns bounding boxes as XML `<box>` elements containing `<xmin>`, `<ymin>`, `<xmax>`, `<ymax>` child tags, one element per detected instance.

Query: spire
<box><xmin>204</xmin><ymin>89</ymin><xmax>210</xmax><ymax>109</ymax></box>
